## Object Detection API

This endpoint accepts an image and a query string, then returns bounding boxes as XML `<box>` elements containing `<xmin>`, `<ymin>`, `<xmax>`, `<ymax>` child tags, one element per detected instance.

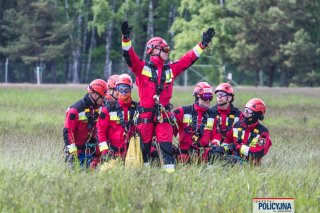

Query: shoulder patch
<box><xmin>69</xmin><ymin>113</ymin><xmax>76</xmax><ymax>120</ymax></box>
<box><xmin>99</xmin><ymin>112</ymin><xmax>106</xmax><ymax>119</ymax></box>
<box><xmin>258</xmin><ymin>138</ymin><xmax>266</xmax><ymax>146</ymax></box>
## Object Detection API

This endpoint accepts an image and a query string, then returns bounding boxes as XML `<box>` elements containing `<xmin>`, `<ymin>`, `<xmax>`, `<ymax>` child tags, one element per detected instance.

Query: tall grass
<box><xmin>0</xmin><ymin>84</ymin><xmax>319</xmax><ymax>212</ymax></box>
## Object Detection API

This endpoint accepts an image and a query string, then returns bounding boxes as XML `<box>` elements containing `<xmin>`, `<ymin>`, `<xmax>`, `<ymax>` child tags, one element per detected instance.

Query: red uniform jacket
<box><xmin>210</xmin><ymin>104</ymin><xmax>242</xmax><ymax>146</ymax></box>
<box><xmin>224</xmin><ymin>120</ymin><xmax>272</xmax><ymax>160</ymax></box>
<box><xmin>97</xmin><ymin>100</ymin><xmax>138</xmax><ymax>150</ymax></box>
<box><xmin>63</xmin><ymin>94</ymin><xmax>99</xmax><ymax>148</ymax></box>
<box><xmin>173</xmin><ymin>104</ymin><xmax>215</xmax><ymax>151</ymax></box>
<box><xmin>122</xmin><ymin>38</ymin><xmax>204</xmax><ymax>112</ymax></box>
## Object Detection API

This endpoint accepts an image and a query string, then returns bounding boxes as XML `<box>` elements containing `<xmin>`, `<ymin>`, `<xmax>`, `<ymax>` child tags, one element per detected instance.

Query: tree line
<box><xmin>0</xmin><ymin>0</ymin><xmax>319</xmax><ymax>86</ymax></box>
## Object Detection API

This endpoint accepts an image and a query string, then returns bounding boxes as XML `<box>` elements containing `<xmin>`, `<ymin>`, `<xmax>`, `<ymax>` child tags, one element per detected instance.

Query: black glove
<box><xmin>210</xmin><ymin>145</ymin><xmax>225</xmax><ymax>155</ymax></box>
<box><xmin>201</xmin><ymin>27</ymin><xmax>215</xmax><ymax>48</ymax></box>
<box><xmin>121</xmin><ymin>21</ymin><xmax>132</xmax><ymax>39</ymax></box>
<box><xmin>228</xmin><ymin>143</ymin><xmax>237</xmax><ymax>152</ymax></box>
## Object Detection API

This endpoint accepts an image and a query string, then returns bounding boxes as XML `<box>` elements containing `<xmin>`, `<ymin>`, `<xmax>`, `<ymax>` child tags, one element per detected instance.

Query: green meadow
<box><xmin>0</xmin><ymin>84</ymin><xmax>319</xmax><ymax>212</ymax></box>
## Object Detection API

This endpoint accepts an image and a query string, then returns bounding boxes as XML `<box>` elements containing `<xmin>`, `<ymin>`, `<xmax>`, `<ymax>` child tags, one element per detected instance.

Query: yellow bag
<box><xmin>125</xmin><ymin>134</ymin><xmax>143</xmax><ymax>168</ymax></box>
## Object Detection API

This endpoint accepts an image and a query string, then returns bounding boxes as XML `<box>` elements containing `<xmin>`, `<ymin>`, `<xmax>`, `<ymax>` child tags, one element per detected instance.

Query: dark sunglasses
<box><xmin>160</xmin><ymin>46</ymin><xmax>170</xmax><ymax>53</ymax></box>
<box><xmin>200</xmin><ymin>93</ymin><xmax>213</xmax><ymax>101</ymax></box>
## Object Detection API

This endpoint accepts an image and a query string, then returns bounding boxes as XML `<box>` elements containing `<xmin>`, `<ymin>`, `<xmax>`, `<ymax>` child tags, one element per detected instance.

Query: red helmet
<box><xmin>87</xmin><ymin>79</ymin><xmax>107</xmax><ymax>97</ymax></box>
<box><xmin>245</xmin><ymin>98</ymin><xmax>266</xmax><ymax>115</ymax></box>
<box><xmin>193</xmin><ymin>82</ymin><xmax>213</xmax><ymax>95</ymax></box>
<box><xmin>146</xmin><ymin>37</ymin><xmax>170</xmax><ymax>54</ymax></box>
<box><xmin>107</xmin><ymin>75</ymin><xmax>119</xmax><ymax>89</ymax></box>
<box><xmin>116</xmin><ymin>74</ymin><xmax>133</xmax><ymax>87</ymax></box>
<box><xmin>215</xmin><ymin>83</ymin><xmax>234</xmax><ymax>95</ymax></box>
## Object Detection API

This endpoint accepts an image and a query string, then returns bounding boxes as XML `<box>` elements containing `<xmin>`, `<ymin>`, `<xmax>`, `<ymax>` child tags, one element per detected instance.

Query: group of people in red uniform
<box><xmin>63</xmin><ymin>21</ymin><xmax>272</xmax><ymax>172</ymax></box>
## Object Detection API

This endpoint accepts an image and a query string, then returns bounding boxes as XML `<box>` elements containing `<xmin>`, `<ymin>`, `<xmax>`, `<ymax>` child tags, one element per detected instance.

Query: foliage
<box><xmin>0</xmin><ymin>0</ymin><xmax>70</xmax><ymax>64</ymax></box>
<box><xmin>0</xmin><ymin>0</ymin><xmax>319</xmax><ymax>86</ymax></box>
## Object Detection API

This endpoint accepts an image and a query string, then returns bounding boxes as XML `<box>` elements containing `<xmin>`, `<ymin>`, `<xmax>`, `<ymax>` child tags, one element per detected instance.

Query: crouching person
<box><xmin>208</xmin><ymin>83</ymin><xmax>242</xmax><ymax>161</ymax></box>
<box><xmin>97</xmin><ymin>74</ymin><xmax>138</xmax><ymax>164</ymax></box>
<box><xmin>223</xmin><ymin>98</ymin><xmax>272</xmax><ymax>165</ymax></box>
<box><xmin>63</xmin><ymin>79</ymin><xmax>108</xmax><ymax>169</ymax></box>
<box><xmin>173</xmin><ymin>82</ymin><xmax>215</xmax><ymax>163</ymax></box>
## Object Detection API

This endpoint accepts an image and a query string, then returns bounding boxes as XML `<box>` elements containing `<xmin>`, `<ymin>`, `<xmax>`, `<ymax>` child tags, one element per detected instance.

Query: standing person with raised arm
<box><xmin>121</xmin><ymin>21</ymin><xmax>215</xmax><ymax>172</ymax></box>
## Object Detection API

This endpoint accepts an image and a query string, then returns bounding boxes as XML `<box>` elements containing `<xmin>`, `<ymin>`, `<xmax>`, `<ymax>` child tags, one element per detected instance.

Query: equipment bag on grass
<box><xmin>125</xmin><ymin>133</ymin><xmax>143</xmax><ymax>168</ymax></box>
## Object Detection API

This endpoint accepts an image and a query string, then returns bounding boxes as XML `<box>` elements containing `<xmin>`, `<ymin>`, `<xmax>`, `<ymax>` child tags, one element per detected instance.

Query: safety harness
<box><xmin>107</xmin><ymin>101</ymin><xmax>137</xmax><ymax>133</ymax></box>
<box><xmin>235</xmin><ymin>123</ymin><xmax>262</xmax><ymax>145</ymax></box>
<box><xmin>106</xmin><ymin>101</ymin><xmax>138</xmax><ymax>155</ymax></box>
<box><xmin>183</xmin><ymin>105</ymin><xmax>209</xmax><ymax>143</ymax></box>
<box><xmin>138</xmin><ymin>61</ymin><xmax>175</xmax><ymax>125</ymax></box>
<box><xmin>234</xmin><ymin>122</ymin><xmax>268</xmax><ymax>160</ymax></box>
<box><xmin>82</xmin><ymin>105</ymin><xmax>99</xmax><ymax>159</ymax></box>
<box><xmin>211</xmin><ymin>104</ymin><xmax>241</xmax><ymax>139</ymax></box>
<box><xmin>215</xmin><ymin>114</ymin><xmax>235</xmax><ymax>134</ymax></box>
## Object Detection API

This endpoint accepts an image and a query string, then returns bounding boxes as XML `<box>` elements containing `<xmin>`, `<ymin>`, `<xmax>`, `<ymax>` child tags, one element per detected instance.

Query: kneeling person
<box><xmin>97</xmin><ymin>74</ymin><xmax>138</xmax><ymax>161</ymax></box>
<box><xmin>63</xmin><ymin>79</ymin><xmax>107</xmax><ymax>169</ymax></box>
<box><xmin>224</xmin><ymin>98</ymin><xmax>272</xmax><ymax>165</ymax></box>
<box><xmin>173</xmin><ymin>82</ymin><xmax>215</xmax><ymax>163</ymax></box>
<box><xmin>209</xmin><ymin>83</ymin><xmax>242</xmax><ymax>159</ymax></box>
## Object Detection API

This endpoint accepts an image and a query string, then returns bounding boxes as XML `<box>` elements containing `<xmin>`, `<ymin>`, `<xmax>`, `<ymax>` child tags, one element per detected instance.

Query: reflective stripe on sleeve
<box><xmin>99</xmin><ymin>141</ymin><xmax>109</xmax><ymax>152</ymax></box>
<box><xmin>122</xmin><ymin>40</ymin><xmax>132</xmax><ymax>51</ymax></box>
<box><xmin>240</xmin><ymin>145</ymin><xmax>250</xmax><ymax>156</ymax></box>
<box><xmin>67</xmin><ymin>144</ymin><xmax>77</xmax><ymax>153</ymax></box>
<box><xmin>193</xmin><ymin>44</ymin><xmax>204</xmax><ymax>57</ymax></box>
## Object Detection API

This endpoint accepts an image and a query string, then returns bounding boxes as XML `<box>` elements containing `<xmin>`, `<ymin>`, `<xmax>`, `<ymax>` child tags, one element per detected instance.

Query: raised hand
<box><xmin>201</xmin><ymin>27</ymin><xmax>215</xmax><ymax>48</ymax></box>
<box><xmin>121</xmin><ymin>21</ymin><xmax>133</xmax><ymax>39</ymax></box>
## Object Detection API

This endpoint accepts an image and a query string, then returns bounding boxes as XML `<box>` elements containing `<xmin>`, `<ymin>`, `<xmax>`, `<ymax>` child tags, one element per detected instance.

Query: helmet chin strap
<box><xmin>151</xmin><ymin>48</ymin><xmax>164</xmax><ymax>59</ymax></box>
<box><xmin>194</xmin><ymin>96</ymin><xmax>199</xmax><ymax>103</ymax></box>
<box><xmin>110</xmin><ymin>90</ymin><xmax>118</xmax><ymax>100</ymax></box>
<box><xmin>244</xmin><ymin>112</ymin><xmax>260</xmax><ymax>125</ymax></box>
<box><xmin>89</xmin><ymin>93</ymin><xmax>101</xmax><ymax>106</ymax></box>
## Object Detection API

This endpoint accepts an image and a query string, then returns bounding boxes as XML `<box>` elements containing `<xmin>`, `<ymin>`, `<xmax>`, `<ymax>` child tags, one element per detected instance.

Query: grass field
<box><xmin>0</xmin><ymin>84</ymin><xmax>319</xmax><ymax>212</ymax></box>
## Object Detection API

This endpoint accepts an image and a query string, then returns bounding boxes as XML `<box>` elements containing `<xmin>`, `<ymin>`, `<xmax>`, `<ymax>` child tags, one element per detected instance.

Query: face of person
<box><xmin>152</xmin><ymin>45</ymin><xmax>170</xmax><ymax>61</ymax></box>
<box><xmin>216</xmin><ymin>91</ymin><xmax>231</xmax><ymax>106</ymax></box>
<box><xmin>243</xmin><ymin>107</ymin><xmax>253</xmax><ymax>118</ymax></box>
<box><xmin>107</xmin><ymin>88</ymin><xmax>118</xmax><ymax>100</ymax></box>
<box><xmin>91</xmin><ymin>92</ymin><xmax>104</xmax><ymax>106</ymax></box>
<box><xmin>159</xmin><ymin>49</ymin><xmax>169</xmax><ymax>61</ymax></box>
<box><xmin>117</xmin><ymin>84</ymin><xmax>132</xmax><ymax>101</ymax></box>
<box><xmin>198</xmin><ymin>93</ymin><xmax>213</xmax><ymax>108</ymax></box>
